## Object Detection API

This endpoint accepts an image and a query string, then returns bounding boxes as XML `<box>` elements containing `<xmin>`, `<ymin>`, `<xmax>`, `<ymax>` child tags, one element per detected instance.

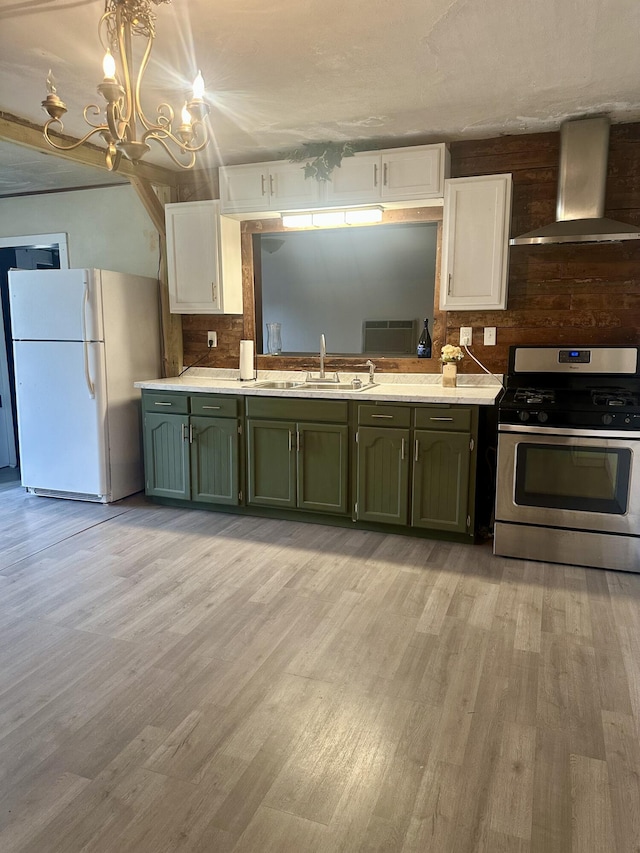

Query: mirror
<box><xmin>255</xmin><ymin>220</ymin><xmax>439</xmax><ymax>357</ymax></box>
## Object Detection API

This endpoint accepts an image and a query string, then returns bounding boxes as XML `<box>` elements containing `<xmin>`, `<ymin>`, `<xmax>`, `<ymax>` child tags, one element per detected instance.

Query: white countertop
<box><xmin>135</xmin><ymin>368</ymin><xmax>503</xmax><ymax>406</ymax></box>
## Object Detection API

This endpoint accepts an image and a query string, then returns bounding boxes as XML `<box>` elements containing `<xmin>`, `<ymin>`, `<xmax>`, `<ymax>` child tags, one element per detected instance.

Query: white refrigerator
<box><xmin>9</xmin><ymin>268</ymin><xmax>161</xmax><ymax>502</ymax></box>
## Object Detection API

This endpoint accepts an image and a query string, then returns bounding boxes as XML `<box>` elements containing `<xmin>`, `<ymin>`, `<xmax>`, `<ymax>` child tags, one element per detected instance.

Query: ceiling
<box><xmin>1</xmin><ymin>0</ymin><xmax>640</xmax><ymax>197</ymax></box>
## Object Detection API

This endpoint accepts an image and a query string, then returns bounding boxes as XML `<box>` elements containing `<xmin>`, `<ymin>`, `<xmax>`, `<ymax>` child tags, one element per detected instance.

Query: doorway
<box><xmin>0</xmin><ymin>233</ymin><xmax>69</xmax><ymax>473</ymax></box>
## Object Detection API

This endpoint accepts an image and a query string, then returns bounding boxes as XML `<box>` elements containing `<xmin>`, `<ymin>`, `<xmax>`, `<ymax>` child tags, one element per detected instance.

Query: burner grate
<box><xmin>591</xmin><ymin>387</ymin><xmax>640</xmax><ymax>407</ymax></box>
<box><xmin>513</xmin><ymin>388</ymin><xmax>556</xmax><ymax>405</ymax></box>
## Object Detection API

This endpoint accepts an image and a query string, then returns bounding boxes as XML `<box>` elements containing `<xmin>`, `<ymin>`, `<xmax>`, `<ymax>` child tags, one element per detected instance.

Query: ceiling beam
<box><xmin>0</xmin><ymin>111</ymin><xmax>180</xmax><ymax>189</ymax></box>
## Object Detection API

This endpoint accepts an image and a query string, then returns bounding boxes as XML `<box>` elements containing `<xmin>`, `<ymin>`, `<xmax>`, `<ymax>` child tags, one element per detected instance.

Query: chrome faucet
<box><xmin>365</xmin><ymin>359</ymin><xmax>376</xmax><ymax>383</ymax></box>
<box><xmin>319</xmin><ymin>333</ymin><xmax>326</xmax><ymax>379</ymax></box>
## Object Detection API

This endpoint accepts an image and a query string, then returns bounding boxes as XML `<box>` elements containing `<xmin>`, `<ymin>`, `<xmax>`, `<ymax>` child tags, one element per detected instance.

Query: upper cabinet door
<box><xmin>165</xmin><ymin>200</ymin><xmax>243</xmax><ymax>314</ymax></box>
<box><xmin>219</xmin><ymin>164</ymin><xmax>270</xmax><ymax>214</ymax></box>
<box><xmin>440</xmin><ymin>174</ymin><xmax>513</xmax><ymax>311</ymax></box>
<box><xmin>269</xmin><ymin>162</ymin><xmax>323</xmax><ymax>210</ymax></box>
<box><xmin>382</xmin><ymin>145</ymin><xmax>448</xmax><ymax>200</ymax></box>
<box><xmin>323</xmin><ymin>152</ymin><xmax>382</xmax><ymax>205</ymax></box>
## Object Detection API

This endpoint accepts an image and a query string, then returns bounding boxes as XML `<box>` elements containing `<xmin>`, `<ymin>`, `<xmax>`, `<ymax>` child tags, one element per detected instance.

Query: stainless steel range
<box><xmin>494</xmin><ymin>346</ymin><xmax>640</xmax><ymax>572</ymax></box>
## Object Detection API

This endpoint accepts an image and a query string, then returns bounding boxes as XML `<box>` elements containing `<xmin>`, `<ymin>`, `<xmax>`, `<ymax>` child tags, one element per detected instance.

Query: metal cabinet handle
<box><xmin>448</xmin><ymin>273</ymin><xmax>453</xmax><ymax>295</ymax></box>
<box><xmin>401</xmin><ymin>438</ymin><xmax>406</xmax><ymax>460</ymax></box>
<box><xmin>181</xmin><ymin>423</ymin><xmax>188</xmax><ymax>441</ymax></box>
<box><xmin>414</xmin><ymin>439</ymin><xmax>419</xmax><ymax>462</ymax></box>
<box><xmin>261</xmin><ymin>174</ymin><xmax>266</xmax><ymax>196</ymax></box>
<box><xmin>288</xmin><ymin>430</ymin><xmax>293</xmax><ymax>452</ymax></box>
<box><xmin>154</xmin><ymin>401</ymin><xmax>172</xmax><ymax>406</ymax></box>
<box><xmin>371</xmin><ymin>414</ymin><xmax>394</xmax><ymax>419</ymax></box>
<box><xmin>202</xmin><ymin>405</ymin><xmax>221</xmax><ymax>410</ymax></box>
<box><xmin>430</xmin><ymin>417</ymin><xmax>454</xmax><ymax>421</ymax></box>
<box><xmin>269</xmin><ymin>174</ymin><xmax>274</xmax><ymax>195</ymax></box>
<box><xmin>296</xmin><ymin>431</ymin><xmax>301</xmax><ymax>452</ymax></box>
<box><xmin>188</xmin><ymin>424</ymin><xmax>193</xmax><ymax>444</ymax></box>
<box><xmin>383</xmin><ymin>162</ymin><xmax>388</xmax><ymax>186</ymax></box>
<box><xmin>212</xmin><ymin>283</ymin><xmax>218</xmax><ymax>303</ymax></box>
<box><xmin>373</xmin><ymin>163</ymin><xmax>378</xmax><ymax>187</ymax></box>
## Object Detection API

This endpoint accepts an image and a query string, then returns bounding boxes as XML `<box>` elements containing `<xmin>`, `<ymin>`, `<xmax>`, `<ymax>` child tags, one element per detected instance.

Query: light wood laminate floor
<box><xmin>0</xmin><ymin>482</ymin><xmax>639</xmax><ymax>852</ymax></box>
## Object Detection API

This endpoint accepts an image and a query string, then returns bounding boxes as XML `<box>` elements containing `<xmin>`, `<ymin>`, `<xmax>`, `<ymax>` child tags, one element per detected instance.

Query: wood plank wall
<box><xmin>182</xmin><ymin>122</ymin><xmax>640</xmax><ymax>375</ymax></box>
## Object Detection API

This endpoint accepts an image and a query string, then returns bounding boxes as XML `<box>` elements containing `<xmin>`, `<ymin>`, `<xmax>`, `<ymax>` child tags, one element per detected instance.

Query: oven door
<box><xmin>495</xmin><ymin>425</ymin><xmax>640</xmax><ymax>535</ymax></box>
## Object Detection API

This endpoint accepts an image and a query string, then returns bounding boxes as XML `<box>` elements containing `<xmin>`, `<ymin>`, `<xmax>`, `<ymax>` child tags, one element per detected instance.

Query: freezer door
<box><xmin>13</xmin><ymin>340</ymin><xmax>109</xmax><ymax>497</ymax></box>
<box><xmin>9</xmin><ymin>268</ymin><xmax>104</xmax><ymax>342</ymax></box>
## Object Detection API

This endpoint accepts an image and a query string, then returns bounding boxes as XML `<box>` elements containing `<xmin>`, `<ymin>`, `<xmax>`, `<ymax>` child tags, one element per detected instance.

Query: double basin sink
<box><xmin>255</xmin><ymin>379</ymin><xmax>375</xmax><ymax>393</ymax></box>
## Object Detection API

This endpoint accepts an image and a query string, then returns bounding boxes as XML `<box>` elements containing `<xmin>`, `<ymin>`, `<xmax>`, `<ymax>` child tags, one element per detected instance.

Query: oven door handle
<box><xmin>498</xmin><ymin>423</ymin><xmax>640</xmax><ymax>440</ymax></box>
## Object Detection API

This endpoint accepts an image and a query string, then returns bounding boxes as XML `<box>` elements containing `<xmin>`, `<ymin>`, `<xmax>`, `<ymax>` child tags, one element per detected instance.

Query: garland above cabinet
<box><xmin>219</xmin><ymin>143</ymin><xmax>450</xmax><ymax>218</ymax></box>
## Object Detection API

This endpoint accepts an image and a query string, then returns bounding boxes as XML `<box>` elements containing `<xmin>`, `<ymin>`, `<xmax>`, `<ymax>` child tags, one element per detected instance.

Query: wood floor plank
<box><xmin>0</xmin><ymin>482</ymin><xmax>639</xmax><ymax>852</ymax></box>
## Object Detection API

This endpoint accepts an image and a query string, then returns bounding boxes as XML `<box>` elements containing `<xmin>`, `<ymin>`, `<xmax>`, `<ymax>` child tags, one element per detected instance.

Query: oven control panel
<box><xmin>558</xmin><ymin>350</ymin><xmax>591</xmax><ymax>364</ymax></box>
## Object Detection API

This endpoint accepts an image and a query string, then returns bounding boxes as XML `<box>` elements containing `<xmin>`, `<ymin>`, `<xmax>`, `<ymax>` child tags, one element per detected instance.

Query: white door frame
<box><xmin>0</xmin><ymin>232</ymin><xmax>69</xmax><ymax>468</ymax></box>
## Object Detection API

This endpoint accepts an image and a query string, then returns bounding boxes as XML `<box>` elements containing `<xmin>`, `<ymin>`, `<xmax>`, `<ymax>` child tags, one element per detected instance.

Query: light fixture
<box><xmin>41</xmin><ymin>0</ymin><xmax>211</xmax><ymax>171</ymax></box>
<box><xmin>281</xmin><ymin>207</ymin><xmax>384</xmax><ymax>229</ymax></box>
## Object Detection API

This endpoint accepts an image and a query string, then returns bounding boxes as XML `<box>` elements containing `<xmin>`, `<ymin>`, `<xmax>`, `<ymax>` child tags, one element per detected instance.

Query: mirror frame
<box><xmin>240</xmin><ymin>206</ymin><xmax>446</xmax><ymax>373</ymax></box>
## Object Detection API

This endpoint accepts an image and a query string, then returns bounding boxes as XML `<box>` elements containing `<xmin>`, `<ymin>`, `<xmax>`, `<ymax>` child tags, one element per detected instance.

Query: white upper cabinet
<box><xmin>165</xmin><ymin>200</ymin><xmax>243</xmax><ymax>314</ymax></box>
<box><xmin>324</xmin><ymin>144</ymin><xmax>449</xmax><ymax>206</ymax></box>
<box><xmin>219</xmin><ymin>161</ymin><xmax>322</xmax><ymax>214</ymax></box>
<box><xmin>439</xmin><ymin>174</ymin><xmax>513</xmax><ymax>311</ymax></box>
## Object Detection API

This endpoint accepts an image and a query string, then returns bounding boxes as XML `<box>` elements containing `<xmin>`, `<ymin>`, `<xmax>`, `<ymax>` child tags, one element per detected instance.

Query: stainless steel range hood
<box><xmin>510</xmin><ymin>116</ymin><xmax>640</xmax><ymax>245</ymax></box>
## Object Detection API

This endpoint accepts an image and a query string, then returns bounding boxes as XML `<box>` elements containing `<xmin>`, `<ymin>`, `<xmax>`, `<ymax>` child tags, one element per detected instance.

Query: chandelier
<box><xmin>41</xmin><ymin>0</ymin><xmax>210</xmax><ymax>171</ymax></box>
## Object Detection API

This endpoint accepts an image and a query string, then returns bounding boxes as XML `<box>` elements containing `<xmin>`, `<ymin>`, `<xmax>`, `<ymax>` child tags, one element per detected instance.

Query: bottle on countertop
<box><xmin>417</xmin><ymin>318</ymin><xmax>432</xmax><ymax>358</ymax></box>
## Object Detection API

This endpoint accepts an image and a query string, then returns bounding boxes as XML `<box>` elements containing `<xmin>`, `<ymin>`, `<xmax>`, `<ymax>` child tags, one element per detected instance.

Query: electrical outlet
<box><xmin>484</xmin><ymin>327</ymin><xmax>497</xmax><ymax>346</ymax></box>
<box><xmin>459</xmin><ymin>327</ymin><xmax>472</xmax><ymax>346</ymax></box>
<box><xmin>207</xmin><ymin>331</ymin><xmax>217</xmax><ymax>347</ymax></box>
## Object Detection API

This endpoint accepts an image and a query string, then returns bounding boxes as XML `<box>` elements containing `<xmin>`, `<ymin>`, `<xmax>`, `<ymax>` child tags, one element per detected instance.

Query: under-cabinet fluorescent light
<box><xmin>345</xmin><ymin>207</ymin><xmax>383</xmax><ymax>224</ymax></box>
<box><xmin>281</xmin><ymin>207</ymin><xmax>384</xmax><ymax>228</ymax></box>
<box><xmin>281</xmin><ymin>213</ymin><xmax>313</xmax><ymax>228</ymax></box>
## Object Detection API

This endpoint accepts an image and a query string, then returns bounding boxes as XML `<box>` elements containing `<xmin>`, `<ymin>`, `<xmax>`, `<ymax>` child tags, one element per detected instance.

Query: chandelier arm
<box><xmin>114</xmin><ymin>4</ymin><xmax>134</xmax><ymax>131</ymax></box>
<box><xmin>43</xmin><ymin>119</ymin><xmax>112</xmax><ymax>151</ymax></box>
<box><xmin>143</xmin><ymin>133</ymin><xmax>197</xmax><ymax>169</ymax></box>
<box><xmin>143</xmin><ymin>120</ymin><xmax>211</xmax><ymax>154</ymax></box>
<box><xmin>133</xmin><ymin>35</ymin><xmax>159</xmax><ymax>132</ymax></box>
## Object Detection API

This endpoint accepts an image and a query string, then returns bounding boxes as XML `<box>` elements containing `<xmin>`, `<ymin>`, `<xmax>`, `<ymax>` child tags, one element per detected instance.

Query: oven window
<box><xmin>514</xmin><ymin>444</ymin><xmax>631</xmax><ymax>514</ymax></box>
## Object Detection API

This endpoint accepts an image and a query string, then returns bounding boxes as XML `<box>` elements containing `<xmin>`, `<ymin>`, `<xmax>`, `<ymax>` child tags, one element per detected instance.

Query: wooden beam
<box><xmin>128</xmin><ymin>175</ymin><xmax>167</xmax><ymax>236</ymax></box>
<box><xmin>0</xmin><ymin>112</ymin><xmax>180</xmax><ymax>188</ymax></box>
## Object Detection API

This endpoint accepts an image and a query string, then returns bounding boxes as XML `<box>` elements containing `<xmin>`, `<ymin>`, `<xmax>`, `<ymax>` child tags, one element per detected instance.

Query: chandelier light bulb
<box><xmin>102</xmin><ymin>50</ymin><xmax>117</xmax><ymax>81</ymax></box>
<box><xmin>181</xmin><ymin>104</ymin><xmax>192</xmax><ymax>126</ymax></box>
<box><xmin>192</xmin><ymin>70</ymin><xmax>205</xmax><ymax>100</ymax></box>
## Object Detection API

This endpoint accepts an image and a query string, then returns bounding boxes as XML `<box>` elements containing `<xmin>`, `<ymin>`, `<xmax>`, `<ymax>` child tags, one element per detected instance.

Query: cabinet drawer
<box><xmin>414</xmin><ymin>407</ymin><xmax>471</xmax><ymax>432</ymax></box>
<box><xmin>358</xmin><ymin>404</ymin><xmax>411</xmax><ymax>428</ymax></box>
<box><xmin>190</xmin><ymin>395</ymin><xmax>238</xmax><ymax>418</ymax></box>
<box><xmin>143</xmin><ymin>392</ymin><xmax>189</xmax><ymax>414</ymax></box>
<box><xmin>246</xmin><ymin>397</ymin><xmax>348</xmax><ymax>423</ymax></box>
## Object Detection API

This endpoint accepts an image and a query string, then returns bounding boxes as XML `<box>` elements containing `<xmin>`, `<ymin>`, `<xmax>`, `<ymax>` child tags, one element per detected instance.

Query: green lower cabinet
<box><xmin>190</xmin><ymin>416</ymin><xmax>240</xmax><ymax>505</ymax></box>
<box><xmin>143</xmin><ymin>412</ymin><xmax>190</xmax><ymax>500</ymax></box>
<box><xmin>247</xmin><ymin>419</ymin><xmax>349</xmax><ymax>514</ymax></box>
<box><xmin>297</xmin><ymin>423</ymin><xmax>348</xmax><ymax>514</ymax></box>
<box><xmin>247</xmin><ymin>419</ymin><xmax>297</xmax><ymax>508</ymax></box>
<box><xmin>411</xmin><ymin>429</ymin><xmax>471</xmax><ymax>533</ymax></box>
<box><xmin>356</xmin><ymin>427</ymin><xmax>410</xmax><ymax>525</ymax></box>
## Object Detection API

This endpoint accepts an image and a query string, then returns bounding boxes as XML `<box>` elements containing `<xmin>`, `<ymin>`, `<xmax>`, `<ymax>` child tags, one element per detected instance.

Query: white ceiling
<box><xmin>1</xmin><ymin>0</ymin><xmax>640</xmax><ymax>196</ymax></box>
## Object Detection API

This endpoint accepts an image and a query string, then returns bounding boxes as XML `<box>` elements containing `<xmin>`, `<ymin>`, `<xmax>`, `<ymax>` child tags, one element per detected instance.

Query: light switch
<box><xmin>484</xmin><ymin>327</ymin><xmax>496</xmax><ymax>346</ymax></box>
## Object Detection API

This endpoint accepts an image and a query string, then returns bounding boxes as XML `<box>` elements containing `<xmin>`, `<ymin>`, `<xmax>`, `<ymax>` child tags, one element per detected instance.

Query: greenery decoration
<box><xmin>288</xmin><ymin>141</ymin><xmax>359</xmax><ymax>182</ymax></box>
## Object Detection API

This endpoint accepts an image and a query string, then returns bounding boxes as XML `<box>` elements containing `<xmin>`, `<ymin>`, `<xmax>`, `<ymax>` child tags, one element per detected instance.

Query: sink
<box><xmin>255</xmin><ymin>380</ymin><xmax>305</xmax><ymax>389</ymax></box>
<box><xmin>301</xmin><ymin>382</ymin><xmax>375</xmax><ymax>392</ymax></box>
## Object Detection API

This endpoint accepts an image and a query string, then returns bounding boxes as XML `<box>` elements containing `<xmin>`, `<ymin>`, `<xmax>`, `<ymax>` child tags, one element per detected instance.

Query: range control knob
<box><xmin>602</xmin><ymin>413</ymin><xmax>614</xmax><ymax>426</ymax></box>
<box><xmin>518</xmin><ymin>410</ymin><xmax>530</xmax><ymax>423</ymax></box>
<box><xmin>537</xmin><ymin>411</ymin><xmax>549</xmax><ymax>423</ymax></box>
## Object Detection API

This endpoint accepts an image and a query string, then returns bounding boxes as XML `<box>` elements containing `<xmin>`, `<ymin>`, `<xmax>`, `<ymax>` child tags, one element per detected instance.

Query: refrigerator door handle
<box><xmin>82</xmin><ymin>285</ymin><xmax>95</xmax><ymax>399</ymax></box>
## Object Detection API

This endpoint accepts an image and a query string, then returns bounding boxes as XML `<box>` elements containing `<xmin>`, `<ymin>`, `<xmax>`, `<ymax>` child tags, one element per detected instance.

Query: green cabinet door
<box><xmin>297</xmin><ymin>422</ymin><xmax>349</xmax><ymax>515</ymax></box>
<box><xmin>412</xmin><ymin>429</ymin><xmax>470</xmax><ymax>533</ymax></box>
<box><xmin>247</xmin><ymin>419</ymin><xmax>296</xmax><ymax>508</ymax></box>
<box><xmin>143</xmin><ymin>412</ymin><xmax>190</xmax><ymax>500</ymax></box>
<box><xmin>190</xmin><ymin>416</ymin><xmax>239</xmax><ymax>505</ymax></box>
<box><xmin>356</xmin><ymin>426</ymin><xmax>410</xmax><ymax>525</ymax></box>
